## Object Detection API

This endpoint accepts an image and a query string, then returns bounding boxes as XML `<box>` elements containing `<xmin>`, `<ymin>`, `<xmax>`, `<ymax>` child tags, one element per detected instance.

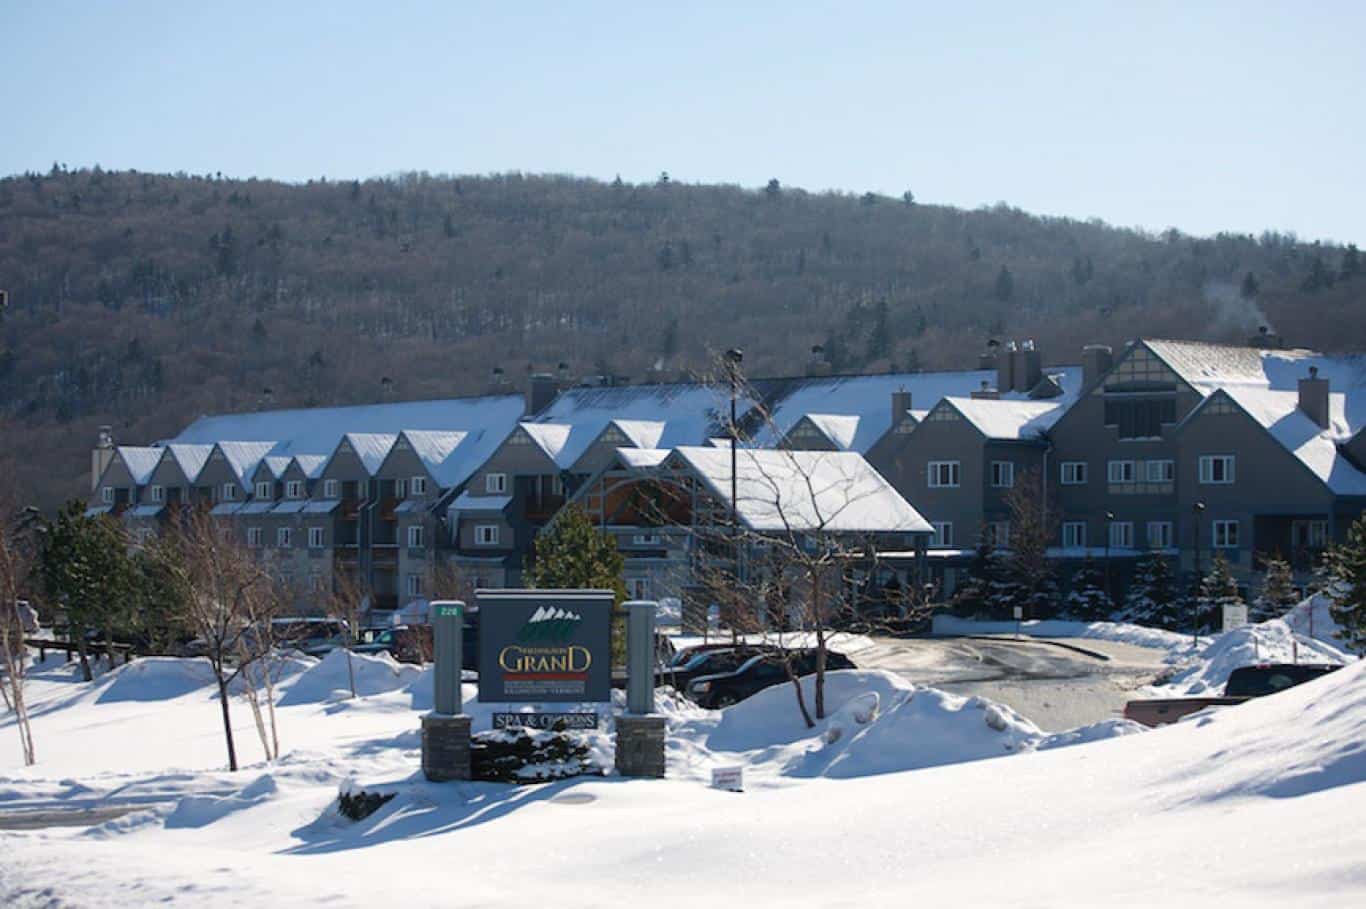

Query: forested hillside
<box><xmin>1</xmin><ymin>166</ymin><xmax>1363</xmax><ymax>509</ymax></box>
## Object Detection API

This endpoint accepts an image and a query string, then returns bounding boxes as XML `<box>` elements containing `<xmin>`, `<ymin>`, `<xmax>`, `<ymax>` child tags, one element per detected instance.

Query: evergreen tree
<box><xmin>949</xmin><ymin>545</ymin><xmax>995</xmax><ymax>618</ymax></box>
<box><xmin>866</xmin><ymin>299</ymin><xmax>890</xmax><ymax>361</ymax></box>
<box><xmin>1197</xmin><ymin>553</ymin><xmax>1242</xmax><ymax>633</ymax></box>
<box><xmin>1119</xmin><ymin>551</ymin><xmax>1181</xmax><ymax>629</ymax></box>
<box><xmin>1342</xmin><ymin>243</ymin><xmax>1361</xmax><ymax>281</ymax></box>
<box><xmin>1252</xmin><ymin>556</ymin><xmax>1298</xmax><ymax>622</ymax></box>
<box><xmin>526</xmin><ymin>504</ymin><xmax>628</xmax><ymax>662</ymax></box>
<box><xmin>765</xmin><ymin>178</ymin><xmax>781</xmax><ymax>198</ymax></box>
<box><xmin>994</xmin><ymin>265</ymin><xmax>1014</xmax><ymax>301</ymax></box>
<box><xmin>1064</xmin><ymin>559</ymin><xmax>1114</xmax><ymax>621</ymax></box>
<box><xmin>1240</xmin><ymin>271</ymin><xmax>1260</xmax><ymax>299</ymax></box>
<box><xmin>902</xmin><ymin>190</ymin><xmax>915</xmax><ymax>206</ymax></box>
<box><xmin>1325</xmin><ymin>515</ymin><xmax>1366</xmax><ymax>651</ymax></box>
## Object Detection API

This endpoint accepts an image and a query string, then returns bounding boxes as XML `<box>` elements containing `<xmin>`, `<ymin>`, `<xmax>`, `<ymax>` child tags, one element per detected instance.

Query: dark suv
<box><xmin>685</xmin><ymin>649</ymin><xmax>857</xmax><ymax>709</ymax></box>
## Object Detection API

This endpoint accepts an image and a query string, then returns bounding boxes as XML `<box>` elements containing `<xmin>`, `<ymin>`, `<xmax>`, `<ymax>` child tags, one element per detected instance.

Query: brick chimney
<box><xmin>971</xmin><ymin>380</ymin><xmax>1000</xmax><ymax>400</ymax></box>
<box><xmin>91</xmin><ymin>425</ymin><xmax>115</xmax><ymax>492</ymax></box>
<box><xmin>891</xmin><ymin>388</ymin><xmax>912</xmax><ymax>426</ymax></box>
<box><xmin>528</xmin><ymin>372</ymin><xmax>558</xmax><ymax>415</ymax></box>
<box><xmin>1012</xmin><ymin>339</ymin><xmax>1043</xmax><ymax>393</ymax></box>
<box><xmin>1299</xmin><ymin>366</ymin><xmax>1330</xmax><ymax>429</ymax></box>
<box><xmin>1249</xmin><ymin>325</ymin><xmax>1284</xmax><ymax>349</ymax></box>
<box><xmin>978</xmin><ymin>339</ymin><xmax>1001</xmax><ymax>371</ymax></box>
<box><xmin>997</xmin><ymin>340</ymin><xmax>1017</xmax><ymax>392</ymax></box>
<box><xmin>1082</xmin><ymin>344</ymin><xmax>1114</xmax><ymax>390</ymax></box>
<box><xmin>807</xmin><ymin>345</ymin><xmax>832</xmax><ymax>377</ymax></box>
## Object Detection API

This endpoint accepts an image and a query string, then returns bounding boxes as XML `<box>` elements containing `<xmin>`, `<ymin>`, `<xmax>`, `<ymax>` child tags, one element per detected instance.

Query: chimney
<box><xmin>978</xmin><ymin>339</ymin><xmax>1001</xmax><ymax>371</ymax></box>
<box><xmin>528</xmin><ymin>372</ymin><xmax>558</xmax><ymax>414</ymax></box>
<box><xmin>91</xmin><ymin>425</ymin><xmax>115</xmax><ymax>492</ymax></box>
<box><xmin>971</xmin><ymin>380</ymin><xmax>1000</xmax><ymax>400</ymax></box>
<box><xmin>1011</xmin><ymin>339</ymin><xmax>1042</xmax><ymax>393</ymax></box>
<box><xmin>556</xmin><ymin>361</ymin><xmax>571</xmax><ymax>389</ymax></box>
<box><xmin>891</xmin><ymin>388</ymin><xmax>912</xmax><ymax>426</ymax></box>
<box><xmin>1299</xmin><ymin>366</ymin><xmax>1330</xmax><ymax>429</ymax></box>
<box><xmin>258</xmin><ymin>386</ymin><xmax>275</xmax><ymax>410</ymax></box>
<box><xmin>807</xmin><ymin>345</ymin><xmax>832</xmax><ymax>377</ymax></box>
<box><xmin>380</xmin><ymin>376</ymin><xmax>393</xmax><ymax>398</ymax></box>
<box><xmin>488</xmin><ymin>365</ymin><xmax>509</xmax><ymax>394</ymax></box>
<box><xmin>1081</xmin><ymin>344</ymin><xmax>1114</xmax><ymax>390</ymax></box>
<box><xmin>997</xmin><ymin>340</ymin><xmax>1017</xmax><ymax>393</ymax></box>
<box><xmin>1249</xmin><ymin>325</ymin><xmax>1284</xmax><ymax>349</ymax></box>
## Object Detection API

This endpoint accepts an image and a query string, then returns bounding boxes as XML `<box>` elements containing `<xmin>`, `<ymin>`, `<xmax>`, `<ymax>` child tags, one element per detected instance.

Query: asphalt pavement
<box><xmin>859</xmin><ymin>635</ymin><xmax>1168</xmax><ymax>731</ymax></box>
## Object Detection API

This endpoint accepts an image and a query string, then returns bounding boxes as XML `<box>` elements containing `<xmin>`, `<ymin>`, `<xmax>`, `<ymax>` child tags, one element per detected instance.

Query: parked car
<box><xmin>685</xmin><ymin>648</ymin><xmax>857</xmax><ymax>709</ymax></box>
<box><xmin>662</xmin><ymin>645</ymin><xmax>777</xmax><ymax>691</ymax></box>
<box><xmin>270</xmin><ymin>618</ymin><xmax>350</xmax><ymax>658</ymax></box>
<box><xmin>1122</xmin><ymin>662</ymin><xmax>1343</xmax><ymax>727</ymax></box>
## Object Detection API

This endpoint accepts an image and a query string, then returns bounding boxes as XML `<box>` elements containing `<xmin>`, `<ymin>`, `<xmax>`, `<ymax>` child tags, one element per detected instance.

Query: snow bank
<box><xmin>931</xmin><ymin>614</ymin><xmax>1204</xmax><ymax>657</ymax></box>
<box><xmin>277</xmin><ymin>649</ymin><xmax>422</xmax><ymax>706</ymax></box>
<box><xmin>668</xmin><ymin>631</ymin><xmax>878</xmax><ymax>658</ymax></box>
<box><xmin>163</xmin><ymin>774</ymin><xmax>279</xmax><ymax>829</ymax></box>
<box><xmin>93</xmin><ymin>657</ymin><xmax>218</xmax><ymax>704</ymax></box>
<box><xmin>1151</xmin><ymin>618</ymin><xmax>1355</xmax><ymax>696</ymax></box>
<box><xmin>1282</xmin><ymin>592</ymin><xmax>1359</xmax><ymax>655</ymax></box>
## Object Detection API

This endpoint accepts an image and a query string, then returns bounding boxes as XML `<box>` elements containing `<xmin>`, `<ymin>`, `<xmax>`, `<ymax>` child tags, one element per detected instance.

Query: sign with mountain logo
<box><xmin>476</xmin><ymin>589</ymin><xmax>614</xmax><ymax>704</ymax></box>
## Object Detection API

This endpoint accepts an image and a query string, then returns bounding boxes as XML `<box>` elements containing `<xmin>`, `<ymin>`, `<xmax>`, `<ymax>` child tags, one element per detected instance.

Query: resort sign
<box><xmin>477</xmin><ymin>589</ymin><xmax>614</xmax><ymax>704</ymax></box>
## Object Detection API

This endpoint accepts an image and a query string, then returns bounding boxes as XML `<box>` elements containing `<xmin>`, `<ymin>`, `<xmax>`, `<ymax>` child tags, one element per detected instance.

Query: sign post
<box><xmin>421</xmin><ymin>599</ymin><xmax>472</xmax><ymax>782</ymax></box>
<box><xmin>616</xmin><ymin>600</ymin><xmax>666</xmax><ymax>778</ymax></box>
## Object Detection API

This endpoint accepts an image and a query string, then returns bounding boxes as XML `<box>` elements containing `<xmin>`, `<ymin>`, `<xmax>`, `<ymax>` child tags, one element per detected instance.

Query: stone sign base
<box><xmin>615</xmin><ymin>714</ymin><xmax>666</xmax><ymax>778</ymax></box>
<box><xmin>422</xmin><ymin>713</ymin><xmax>472</xmax><ymax>781</ymax></box>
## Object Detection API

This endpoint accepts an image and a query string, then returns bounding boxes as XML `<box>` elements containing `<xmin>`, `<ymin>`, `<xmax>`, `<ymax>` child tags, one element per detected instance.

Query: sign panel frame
<box><xmin>476</xmin><ymin>588</ymin><xmax>614</xmax><ymax>705</ymax></box>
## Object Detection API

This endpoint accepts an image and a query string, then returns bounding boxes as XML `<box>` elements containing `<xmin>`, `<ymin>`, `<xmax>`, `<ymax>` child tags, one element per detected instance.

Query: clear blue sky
<box><xmin>7</xmin><ymin>1</ymin><xmax>1363</xmax><ymax>243</ymax></box>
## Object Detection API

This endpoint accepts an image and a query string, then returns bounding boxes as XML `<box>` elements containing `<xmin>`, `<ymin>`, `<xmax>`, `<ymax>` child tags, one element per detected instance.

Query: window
<box><xmin>407</xmin><ymin>525</ymin><xmax>425</xmax><ymax>548</ymax></box>
<box><xmin>1062</xmin><ymin>522</ymin><xmax>1087</xmax><ymax>549</ymax></box>
<box><xmin>1060</xmin><ymin>462</ymin><xmax>1087</xmax><ymax>485</ymax></box>
<box><xmin>1108</xmin><ymin>521</ymin><xmax>1134</xmax><ymax>549</ymax></box>
<box><xmin>1103</xmin><ymin>397</ymin><xmax>1176</xmax><ymax>439</ymax></box>
<box><xmin>1213</xmin><ymin>520</ymin><xmax>1240</xmax><ymax>548</ymax></box>
<box><xmin>1199</xmin><ymin>455</ymin><xmax>1236</xmax><ymax>485</ymax></box>
<box><xmin>551</xmin><ymin>474</ymin><xmax>565</xmax><ymax>496</ymax></box>
<box><xmin>931</xmin><ymin>522</ymin><xmax>953</xmax><ymax>548</ymax></box>
<box><xmin>411</xmin><ymin>476</ymin><xmax>427</xmax><ymax>496</ymax></box>
<box><xmin>629</xmin><ymin>578</ymin><xmax>649</xmax><ymax>600</ymax></box>
<box><xmin>255</xmin><ymin>481</ymin><xmax>273</xmax><ymax>500</ymax></box>
<box><xmin>286</xmin><ymin>480</ymin><xmax>304</xmax><ymax>499</ymax></box>
<box><xmin>1292</xmin><ymin>520</ymin><xmax>1329</xmax><ymax>549</ymax></box>
<box><xmin>927</xmin><ymin>461</ymin><xmax>960</xmax><ymax>488</ymax></box>
<box><xmin>406</xmin><ymin>574</ymin><xmax>423</xmax><ymax>597</ymax></box>
<box><xmin>983</xmin><ymin>521</ymin><xmax>1010</xmax><ymax>547</ymax></box>
<box><xmin>991</xmin><ymin>461</ymin><xmax>1015</xmax><ymax>488</ymax></box>
<box><xmin>308</xmin><ymin>527</ymin><xmax>325</xmax><ymax>549</ymax></box>
<box><xmin>486</xmin><ymin>473</ymin><xmax>508</xmax><ymax>494</ymax></box>
<box><xmin>221</xmin><ymin>483</ymin><xmax>238</xmax><ymax>501</ymax></box>
<box><xmin>632</xmin><ymin>533</ymin><xmax>662</xmax><ymax>545</ymax></box>
<box><xmin>394</xmin><ymin>479</ymin><xmax>407</xmax><ymax>499</ymax></box>
<box><xmin>475</xmin><ymin>524</ymin><xmax>500</xmax><ymax>545</ymax></box>
<box><xmin>1107</xmin><ymin>460</ymin><xmax>1136</xmax><ymax>484</ymax></box>
<box><xmin>323</xmin><ymin>479</ymin><xmax>339</xmax><ymax>498</ymax></box>
<box><xmin>1145</xmin><ymin>460</ymin><xmax>1175</xmax><ymax>483</ymax></box>
<box><xmin>1146</xmin><ymin>522</ymin><xmax>1173</xmax><ymax>549</ymax></box>
<box><xmin>101</xmin><ymin>486</ymin><xmax>114</xmax><ymax>504</ymax></box>
<box><xmin>149</xmin><ymin>485</ymin><xmax>164</xmax><ymax>503</ymax></box>
<box><xmin>358</xmin><ymin>479</ymin><xmax>369</xmax><ymax>498</ymax></box>
<box><xmin>277</xmin><ymin>527</ymin><xmax>292</xmax><ymax>548</ymax></box>
<box><xmin>246</xmin><ymin>527</ymin><xmax>263</xmax><ymax>548</ymax></box>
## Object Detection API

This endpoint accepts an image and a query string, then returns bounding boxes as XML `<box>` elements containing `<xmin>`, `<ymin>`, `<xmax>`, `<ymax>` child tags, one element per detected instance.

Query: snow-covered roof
<box><xmin>116</xmin><ymin>446</ymin><xmax>163</xmax><ymax>486</ymax></box>
<box><xmin>753</xmin><ymin>368</ymin><xmax>1082</xmax><ymax>453</ymax></box>
<box><xmin>670</xmin><ymin>446</ymin><xmax>933</xmax><ymax>534</ymax></box>
<box><xmin>1195</xmin><ymin>387</ymin><xmax>1366</xmax><ymax>495</ymax></box>
<box><xmin>166</xmin><ymin>393</ymin><xmax>527</xmax><ymax>462</ymax></box>
<box><xmin>303</xmin><ymin>500</ymin><xmax>341</xmax><ymax>514</ymax></box>
<box><xmin>330</xmin><ymin>433</ymin><xmax>398</xmax><ymax>476</ymax></box>
<box><xmin>530</xmin><ymin>382</ymin><xmax>738</xmax><ymax>469</ymax></box>
<box><xmin>262</xmin><ymin>456</ymin><xmax>292</xmax><ymax>479</ymax></box>
<box><xmin>449</xmin><ymin>492</ymin><xmax>512</xmax><ymax>513</ymax></box>
<box><xmin>292</xmin><ymin>455</ymin><xmax>327</xmax><ymax>479</ymax></box>
<box><xmin>616</xmin><ymin>448</ymin><xmax>671</xmax><ymax>470</ymax></box>
<box><xmin>942</xmin><ymin>397</ymin><xmax>1068</xmax><ymax>440</ymax></box>
<box><xmin>164</xmin><ymin>444</ymin><xmax>214</xmax><ymax>483</ymax></box>
<box><xmin>215</xmin><ymin>441</ymin><xmax>279</xmax><ymax>486</ymax></box>
<box><xmin>396</xmin><ymin>430</ymin><xmax>475</xmax><ymax>489</ymax></box>
<box><xmin>272</xmin><ymin>501</ymin><xmax>308</xmax><ymax>515</ymax></box>
<box><xmin>127</xmin><ymin>504</ymin><xmax>163</xmax><ymax>517</ymax></box>
<box><xmin>238</xmin><ymin>501</ymin><xmax>277</xmax><ymax>514</ymax></box>
<box><xmin>84</xmin><ymin>504</ymin><xmax>112</xmax><ymax>517</ymax></box>
<box><xmin>519</xmin><ymin>423</ymin><xmax>573</xmax><ymax>465</ymax></box>
<box><xmin>803</xmin><ymin>414</ymin><xmax>861</xmax><ymax>449</ymax></box>
<box><xmin>210</xmin><ymin>503</ymin><xmax>240</xmax><ymax>516</ymax></box>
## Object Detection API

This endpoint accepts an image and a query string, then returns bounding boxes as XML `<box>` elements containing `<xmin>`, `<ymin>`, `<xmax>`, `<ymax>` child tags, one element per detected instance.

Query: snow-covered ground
<box><xmin>931</xmin><ymin>613</ymin><xmax>1210</xmax><ymax>659</ymax></box>
<box><xmin>1</xmin><ymin>609</ymin><xmax>1364</xmax><ymax>907</ymax></box>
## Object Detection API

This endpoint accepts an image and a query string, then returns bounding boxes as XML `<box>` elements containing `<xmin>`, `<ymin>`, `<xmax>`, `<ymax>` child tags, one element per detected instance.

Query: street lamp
<box><xmin>724</xmin><ymin>348</ymin><xmax>744</xmax><ymax>641</ymax></box>
<box><xmin>1103</xmin><ymin>511</ymin><xmax>1115</xmax><ymax>602</ymax></box>
<box><xmin>1192</xmin><ymin>500</ymin><xmax>1206</xmax><ymax>649</ymax></box>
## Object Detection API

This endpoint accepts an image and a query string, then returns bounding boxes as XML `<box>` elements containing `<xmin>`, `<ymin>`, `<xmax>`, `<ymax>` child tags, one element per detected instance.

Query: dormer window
<box><xmin>323</xmin><ymin>479</ymin><xmax>339</xmax><ymax>498</ymax></box>
<box><xmin>286</xmin><ymin>480</ymin><xmax>304</xmax><ymax>499</ymax></box>
<box><xmin>411</xmin><ymin>477</ymin><xmax>427</xmax><ymax>496</ymax></box>
<box><xmin>221</xmin><ymin>483</ymin><xmax>238</xmax><ymax>502</ymax></box>
<box><xmin>101</xmin><ymin>486</ymin><xmax>114</xmax><ymax>504</ymax></box>
<box><xmin>150</xmin><ymin>485</ymin><xmax>165</xmax><ymax>503</ymax></box>
<box><xmin>255</xmin><ymin>481</ymin><xmax>273</xmax><ymax>500</ymax></box>
<box><xmin>486</xmin><ymin>473</ymin><xmax>508</xmax><ymax>494</ymax></box>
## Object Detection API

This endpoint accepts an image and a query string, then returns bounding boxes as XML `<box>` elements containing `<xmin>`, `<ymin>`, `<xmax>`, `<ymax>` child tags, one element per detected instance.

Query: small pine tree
<box><xmin>526</xmin><ymin>504</ymin><xmax>628</xmax><ymax>662</ymax></box>
<box><xmin>1119</xmin><ymin>552</ymin><xmax>1181</xmax><ymax>629</ymax></box>
<box><xmin>949</xmin><ymin>545</ymin><xmax>994</xmax><ymax>618</ymax></box>
<box><xmin>1064</xmin><ymin>559</ymin><xmax>1114</xmax><ymax>621</ymax></box>
<box><xmin>1197</xmin><ymin>553</ymin><xmax>1242</xmax><ymax>633</ymax></box>
<box><xmin>1325</xmin><ymin>515</ymin><xmax>1366</xmax><ymax>652</ymax></box>
<box><xmin>1252</xmin><ymin>556</ymin><xmax>1298</xmax><ymax>623</ymax></box>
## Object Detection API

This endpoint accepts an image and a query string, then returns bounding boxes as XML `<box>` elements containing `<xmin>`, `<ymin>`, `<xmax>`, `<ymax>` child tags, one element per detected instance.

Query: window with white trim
<box><xmin>475</xmin><ymin>524</ymin><xmax>500</xmax><ymax>545</ymax></box>
<box><xmin>486</xmin><ymin>473</ymin><xmax>508</xmax><ymax>494</ymax></box>
<box><xmin>632</xmin><ymin>533</ymin><xmax>662</xmax><ymax>545</ymax></box>
<box><xmin>1107</xmin><ymin>460</ymin><xmax>1136</xmax><ymax>484</ymax></box>
<box><xmin>407</xmin><ymin>525</ymin><xmax>424</xmax><ymax>548</ymax></box>
<box><xmin>101</xmin><ymin>486</ymin><xmax>114</xmax><ymax>504</ymax></box>
<box><xmin>286</xmin><ymin>480</ymin><xmax>304</xmax><ymax>499</ymax></box>
<box><xmin>255</xmin><ymin>481</ymin><xmax>273</xmax><ymax>500</ymax></box>
<box><xmin>1199</xmin><ymin>455</ymin><xmax>1236</xmax><ymax>485</ymax></box>
<box><xmin>927</xmin><ymin>461</ymin><xmax>960</xmax><ymax>488</ymax></box>
<box><xmin>1062</xmin><ymin>522</ymin><xmax>1086</xmax><ymax>549</ymax></box>
<box><xmin>1060</xmin><ymin>462</ymin><xmax>1088</xmax><ymax>485</ymax></box>
<box><xmin>1145</xmin><ymin>460</ymin><xmax>1175</xmax><ymax>483</ymax></box>
<box><xmin>150</xmin><ymin>485</ymin><xmax>164</xmax><ymax>503</ymax></box>
<box><xmin>246</xmin><ymin>527</ymin><xmax>263</xmax><ymax>548</ymax></box>
<box><xmin>394</xmin><ymin>479</ymin><xmax>407</xmax><ymax>499</ymax></box>
<box><xmin>991</xmin><ymin>461</ymin><xmax>1015</xmax><ymax>488</ymax></box>
<box><xmin>1147</xmin><ymin>521</ymin><xmax>1173</xmax><ymax>549</ymax></box>
<box><xmin>931</xmin><ymin>522</ymin><xmax>953</xmax><ymax>548</ymax></box>
<box><xmin>323</xmin><ymin>479</ymin><xmax>339</xmax><ymax>498</ymax></box>
<box><xmin>411</xmin><ymin>476</ymin><xmax>427</xmax><ymax>496</ymax></box>
<box><xmin>983</xmin><ymin>521</ymin><xmax>1010</xmax><ymax>547</ymax></box>
<box><xmin>221</xmin><ymin>483</ymin><xmax>238</xmax><ymax>501</ymax></box>
<box><xmin>1108</xmin><ymin>521</ymin><xmax>1134</xmax><ymax>549</ymax></box>
<box><xmin>277</xmin><ymin>527</ymin><xmax>292</xmax><ymax>548</ymax></box>
<box><xmin>308</xmin><ymin>527</ymin><xmax>326</xmax><ymax>549</ymax></box>
<box><xmin>406</xmin><ymin>574</ymin><xmax>423</xmax><ymax>597</ymax></box>
<box><xmin>629</xmin><ymin>578</ymin><xmax>649</xmax><ymax>599</ymax></box>
<box><xmin>1213</xmin><ymin>520</ymin><xmax>1240</xmax><ymax>548</ymax></box>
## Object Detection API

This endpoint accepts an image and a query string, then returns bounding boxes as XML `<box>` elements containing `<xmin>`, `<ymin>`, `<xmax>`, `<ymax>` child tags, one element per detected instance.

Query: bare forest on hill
<box><xmin>1</xmin><ymin>165</ymin><xmax>1363</xmax><ymax>511</ymax></box>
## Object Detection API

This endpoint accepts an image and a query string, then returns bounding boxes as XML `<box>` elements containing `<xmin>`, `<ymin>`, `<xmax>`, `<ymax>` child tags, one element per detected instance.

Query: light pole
<box><xmin>1103</xmin><ymin>510</ymin><xmax>1115</xmax><ymax>603</ymax></box>
<box><xmin>1192</xmin><ymin>500</ymin><xmax>1206</xmax><ymax>649</ymax></box>
<box><xmin>725</xmin><ymin>348</ymin><xmax>744</xmax><ymax>642</ymax></box>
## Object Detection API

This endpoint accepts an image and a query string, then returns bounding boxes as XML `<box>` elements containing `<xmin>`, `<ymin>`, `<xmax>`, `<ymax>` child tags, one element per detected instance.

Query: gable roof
<box><xmin>116</xmin><ymin>446</ymin><xmax>163</xmax><ymax>486</ymax></box>
<box><xmin>1186</xmin><ymin>387</ymin><xmax>1366</xmax><ymax>496</ymax></box>
<box><xmin>519</xmin><ymin>422</ymin><xmax>573</xmax><ymax>465</ymax></box>
<box><xmin>215</xmin><ymin>441</ymin><xmax>279</xmax><ymax>486</ymax></box>
<box><xmin>801</xmin><ymin>414</ymin><xmax>862</xmax><ymax>449</ymax></box>
<box><xmin>164</xmin><ymin>443</ymin><xmax>215</xmax><ymax>483</ymax></box>
<box><xmin>292</xmin><ymin>455</ymin><xmax>328</xmax><ymax>480</ymax></box>
<box><xmin>670</xmin><ymin>446</ymin><xmax>933</xmax><ymax>534</ymax></box>
<box><xmin>942</xmin><ymin>397</ymin><xmax>1068</xmax><ymax>441</ymax></box>
<box><xmin>329</xmin><ymin>433</ymin><xmax>398</xmax><ymax>476</ymax></box>
<box><xmin>262</xmin><ymin>456</ymin><xmax>292</xmax><ymax>479</ymax></box>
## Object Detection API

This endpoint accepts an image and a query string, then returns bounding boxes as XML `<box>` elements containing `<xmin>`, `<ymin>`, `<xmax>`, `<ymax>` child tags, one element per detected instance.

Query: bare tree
<box><xmin>153</xmin><ymin>510</ymin><xmax>277</xmax><ymax>771</ymax></box>
<box><xmin>234</xmin><ymin>575</ymin><xmax>292</xmax><ymax>761</ymax></box>
<box><xmin>325</xmin><ymin>567</ymin><xmax>371</xmax><ymax>698</ymax></box>
<box><xmin>0</xmin><ymin>486</ymin><xmax>38</xmax><ymax>766</ymax></box>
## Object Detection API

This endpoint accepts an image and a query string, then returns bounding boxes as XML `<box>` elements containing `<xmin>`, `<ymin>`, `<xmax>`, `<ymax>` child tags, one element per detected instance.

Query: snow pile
<box><xmin>92</xmin><ymin>657</ymin><xmax>220</xmax><ymax>704</ymax></box>
<box><xmin>1282</xmin><ymin>592</ymin><xmax>1359</xmax><ymax>655</ymax></box>
<box><xmin>277</xmin><ymin>650</ymin><xmax>422</xmax><ymax>706</ymax></box>
<box><xmin>931</xmin><ymin>614</ymin><xmax>1202</xmax><ymax>658</ymax></box>
<box><xmin>1148</xmin><ymin>618</ymin><xmax>1355</xmax><ymax>697</ymax></box>
<box><xmin>668</xmin><ymin>630</ymin><xmax>878</xmax><ymax>658</ymax></box>
<box><xmin>163</xmin><ymin>774</ymin><xmax>280</xmax><ymax>829</ymax></box>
